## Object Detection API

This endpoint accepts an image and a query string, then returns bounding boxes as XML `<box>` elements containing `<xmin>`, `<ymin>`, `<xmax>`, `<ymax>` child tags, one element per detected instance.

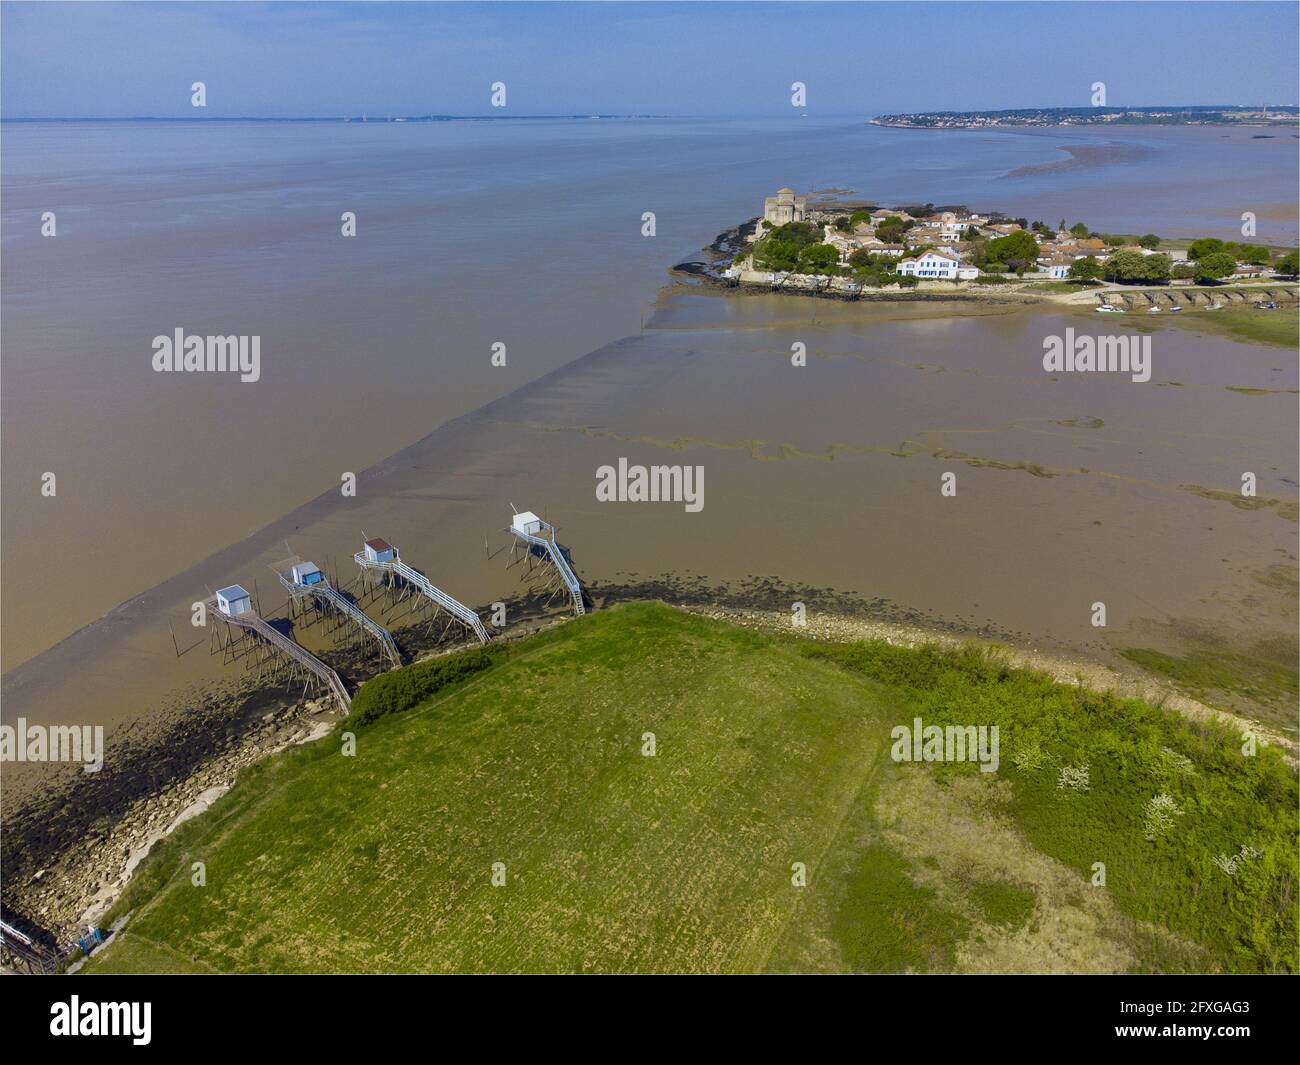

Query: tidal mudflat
<box><xmin>5</xmin><ymin>288</ymin><xmax>1294</xmax><ymax>751</ymax></box>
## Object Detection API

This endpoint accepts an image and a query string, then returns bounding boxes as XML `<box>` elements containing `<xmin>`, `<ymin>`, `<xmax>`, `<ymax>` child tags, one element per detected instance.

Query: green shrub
<box><xmin>350</xmin><ymin>644</ymin><xmax>507</xmax><ymax>726</ymax></box>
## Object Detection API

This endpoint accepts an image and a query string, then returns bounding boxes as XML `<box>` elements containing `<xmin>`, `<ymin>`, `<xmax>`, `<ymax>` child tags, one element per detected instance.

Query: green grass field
<box><xmin>1173</xmin><ymin>305</ymin><xmax>1298</xmax><ymax>347</ymax></box>
<box><xmin>87</xmin><ymin>603</ymin><xmax>1296</xmax><ymax>974</ymax></box>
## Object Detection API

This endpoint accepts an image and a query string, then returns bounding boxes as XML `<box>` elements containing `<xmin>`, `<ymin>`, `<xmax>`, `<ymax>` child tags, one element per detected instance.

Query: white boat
<box><xmin>1147</xmin><ymin>306</ymin><xmax>1162</xmax><ymax>313</ymax></box>
<box><xmin>1095</xmin><ymin>304</ymin><xmax>1124</xmax><ymax>314</ymax></box>
<box><xmin>1168</xmin><ymin>305</ymin><xmax>1182</xmax><ymax>313</ymax></box>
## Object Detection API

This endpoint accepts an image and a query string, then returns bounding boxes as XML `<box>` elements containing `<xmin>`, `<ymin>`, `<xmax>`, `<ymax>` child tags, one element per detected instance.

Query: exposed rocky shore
<box><xmin>0</xmin><ymin>594</ymin><xmax>572</xmax><ymax>944</ymax></box>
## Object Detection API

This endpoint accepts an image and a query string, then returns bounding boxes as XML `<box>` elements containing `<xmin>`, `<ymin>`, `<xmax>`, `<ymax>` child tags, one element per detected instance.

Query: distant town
<box><xmin>718</xmin><ymin>187</ymin><xmax>1300</xmax><ymax>301</ymax></box>
<box><xmin>871</xmin><ymin>105</ymin><xmax>1300</xmax><ymax>128</ymax></box>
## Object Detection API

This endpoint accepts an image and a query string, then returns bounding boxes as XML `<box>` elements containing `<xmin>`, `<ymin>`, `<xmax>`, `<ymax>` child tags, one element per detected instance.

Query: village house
<box><xmin>858</xmin><ymin>241</ymin><xmax>905</xmax><ymax>258</ymax></box>
<box><xmin>823</xmin><ymin>227</ymin><xmax>860</xmax><ymax>262</ymax></box>
<box><xmin>919</xmin><ymin>210</ymin><xmax>984</xmax><ymax>244</ymax></box>
<box><xmin>1038</xmin><ymin>254</ymin><xmax>1077</xmax><ymax>278</ymax></box>
<box><xmin>897</xmin><ymin>250</ymin><xmax>978</xmax><ymax>280</ymax></box>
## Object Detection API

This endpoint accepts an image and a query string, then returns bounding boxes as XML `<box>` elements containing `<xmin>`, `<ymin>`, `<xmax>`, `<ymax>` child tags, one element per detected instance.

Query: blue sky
<box><xmin>3</xmin><ymin>1</ymin><xmax>1297</xmax><ymax>118</ymax></box>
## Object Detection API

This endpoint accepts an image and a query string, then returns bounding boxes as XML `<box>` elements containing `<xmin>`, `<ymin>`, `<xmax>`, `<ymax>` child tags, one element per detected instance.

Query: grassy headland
<box><xmin>87</xmin><ymin>603</ymin><xmax>1296</xmax><ymax>974</ymax></box>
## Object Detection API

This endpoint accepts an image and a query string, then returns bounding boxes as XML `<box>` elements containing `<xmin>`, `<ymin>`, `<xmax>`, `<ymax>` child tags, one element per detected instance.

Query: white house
<box><xmin>897</xmin><ymin>251</ymin><xmax>964</xmax><ymax>279</ymax></box>
<box><xmin>858</xmin><ymin>241</ymin><xmax>905</xmax><ymax>258</ymax></box>
<box><xmin>511</xmin><ymin>511</ymin><xmax>544</xmax><ymax>537</ymax></box>
<box><xmin>1037</xmin><ymin>254</ymin><xmax>1077</xmax><ymax>278</ymax></box>
<box><xmin>291</xmin><ymin>561</ymin><xmax>324</xmax><ymax>586</ymax></box>
<box><xmin>215</xmin><ymin>584</ymin><xmax>252</xmax><ymax>617</ymax></box>
<box><xmin>362</xmin><ymin>537</ymin><xmax>396</xmax><ymax>563</ymax></box>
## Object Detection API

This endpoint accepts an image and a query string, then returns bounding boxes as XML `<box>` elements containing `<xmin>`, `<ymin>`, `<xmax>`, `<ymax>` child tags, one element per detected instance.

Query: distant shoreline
<box><xmin>871</xmin><ymin>104</ymin><xmax>1300</xmax><ymax>129</ymax></box>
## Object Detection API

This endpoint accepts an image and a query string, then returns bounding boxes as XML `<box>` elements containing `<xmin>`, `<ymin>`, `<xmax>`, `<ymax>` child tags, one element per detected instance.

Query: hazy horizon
<box><xmin>3</xmin><ymin>1</ymin><xmax>1297</xmax><ymax>119</ymax></box>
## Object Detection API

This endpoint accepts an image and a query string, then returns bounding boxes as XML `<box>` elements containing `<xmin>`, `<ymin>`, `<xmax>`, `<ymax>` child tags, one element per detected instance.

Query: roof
<box><xmin>365</xmin><ymin>538</ymin><xmax>392</xmax><ymax>552</ymax></box>
<box><xmin>216</xmin><ymin>584</ymin><xmax>249</xmax><ymax>601</ymax></box>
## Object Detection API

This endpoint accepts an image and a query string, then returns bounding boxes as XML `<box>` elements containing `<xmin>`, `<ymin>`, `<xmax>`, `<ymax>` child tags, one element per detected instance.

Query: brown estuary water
<box><xmin>2</xmin><ymin>118</ymin><xmax>1297</xmax><ymax>787</ymax></box>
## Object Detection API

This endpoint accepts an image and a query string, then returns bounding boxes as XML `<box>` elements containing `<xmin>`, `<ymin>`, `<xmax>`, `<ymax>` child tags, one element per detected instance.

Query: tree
<box><xmin>771</xmin><ymin>221</ymin><xmax>820</xmax><ymax>247</ymax></box>
<box><xmin>1101</xmin><ymin>250</ymin><xmax>1150</xmax><ymax>282</ymax></box>
<box><xmin>1058</xmin><ymin>218</ymin><xmax>1067</xmax><ymax>233</ymax></box>
<box><xmin>1187</xmin><ymin>237</ymin><xmax>1224</xmax><ymax>260</ymax></box>
<box><xmin>1275</xmin><ymin>249</ymin><xmax>1299</xmax><ymax>276</ymax></box>
<box><xmin>1069</xmin><ymin>222</ymin><xmax>1090</xmax><ymax>238</ymax></box>
<box><xmin>797</xmin><ymin>243</ymin><xmax>840</xmax><ymax>273</ymax></box>
<box><xmin>1142</xmin><ymin>253</ymin><xmax>1171</xmax><ymax>282</ymax></box>
<box><xmin>848</xmin><ymin>248</ymin><xmax>898</xmax><ymax>270</ymax></box>
<box><xmin>848</xmin><ymin>209</ymin><xmax>873</xmax><ymax>228</ymax></box>
<box><xmin>1171</xmin><ymin>262</ymin><xmax>1196</xmax><ymax>280</ymax></box>
<box><xmin>1194</xmin><ymin>251</ymin><xmax>1237</xmax><ymax>281</ymax></box>
<box><xmin>1234</xmin><ymin>243</ymin><xmax>1270</xmax><ymax>264</ymax></box>
<box><xmin>1068</xmin><ymin>256</ymin><xmax>1102</xmax><ymax>281</ymax></box>
<box><xmin>987</xmin><ymin>230</ymin><xmax>1040</xmax><ymax>274</ymax></box>
<box><xmin>874</xmin><ymin>216</ymin><xmax>913</xmax><ymax>244</ymax></box>
<box><xmin>834</xmin><ymin>216</ymin><xmax>852</xmax><ymax>232</ymax></box>
<box><xmin>754</xmin><ymin>238</ymin><xmax>800</xmax><ymax>271</ymax></box>
<box><xmin>1137</xmin><ymin>233</ymin><xmax>1161</xmax><ymax>250</ymax></box>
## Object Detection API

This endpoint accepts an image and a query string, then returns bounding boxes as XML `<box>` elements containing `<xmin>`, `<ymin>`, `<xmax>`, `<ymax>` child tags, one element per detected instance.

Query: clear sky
<box><xmin>2</xmin><ymin>1</ymin><xmax>1297</xmax><ymax>119</ymax></box>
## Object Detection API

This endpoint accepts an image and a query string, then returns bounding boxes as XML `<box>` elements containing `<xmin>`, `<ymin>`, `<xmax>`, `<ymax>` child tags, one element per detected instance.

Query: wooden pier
<box><xmin>508</xmin><ymin>511</ymin><xmax>586</xmax><ymax>616</ymax></box>
<box><xmin>209</xmin><ymin>591</ymin><xmax>352</xmax><ymax>713</ymax></box>
<box><xmin>353</xmin><ymin>537</ymin><xmax>490</xmax><ymax>644</ymax></box>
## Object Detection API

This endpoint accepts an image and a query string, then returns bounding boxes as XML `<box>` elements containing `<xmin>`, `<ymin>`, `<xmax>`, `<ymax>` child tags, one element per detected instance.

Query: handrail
<box><xmin>212</xmin><ymin>604</ymin><xmax>351</xmax><ymax>713</ymax></box>
<box><xmin>353</xmin><ymin>550</ymin><xmax>490</xmax><ymax>643</ymax></box>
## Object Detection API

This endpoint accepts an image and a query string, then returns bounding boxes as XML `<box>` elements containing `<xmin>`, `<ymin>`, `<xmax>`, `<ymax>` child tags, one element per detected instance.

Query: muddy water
<box><xmin>4</xmin><ymin>118</ymin><xmax>1297</xmax><ymax>670</ymax></box>
<box><xmin>3</xmin><ymin>287</ymin><xmax>1296</xmax><ymax>765</ymax></box>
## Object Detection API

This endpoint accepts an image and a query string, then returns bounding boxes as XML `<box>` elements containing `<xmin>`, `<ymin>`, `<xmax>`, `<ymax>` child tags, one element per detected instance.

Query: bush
<box><xmin>1068</xmin><ymin>256</ymin><xmax>1101</xmax><ymax>281</ymax></box>
<box><xmin>797</xmin><ymin>243</ymin><xmax>840</xmax><ymax>271</ymax></box>
<box><xmin>350</xmin><ymin>645</ymin><xmax>507</xmax><ymax>726</ymax></box>
<box><xmin>1194</xmin><ymin>251</ymin><xmax>1237</xmax><ymax>282</ymax></box>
